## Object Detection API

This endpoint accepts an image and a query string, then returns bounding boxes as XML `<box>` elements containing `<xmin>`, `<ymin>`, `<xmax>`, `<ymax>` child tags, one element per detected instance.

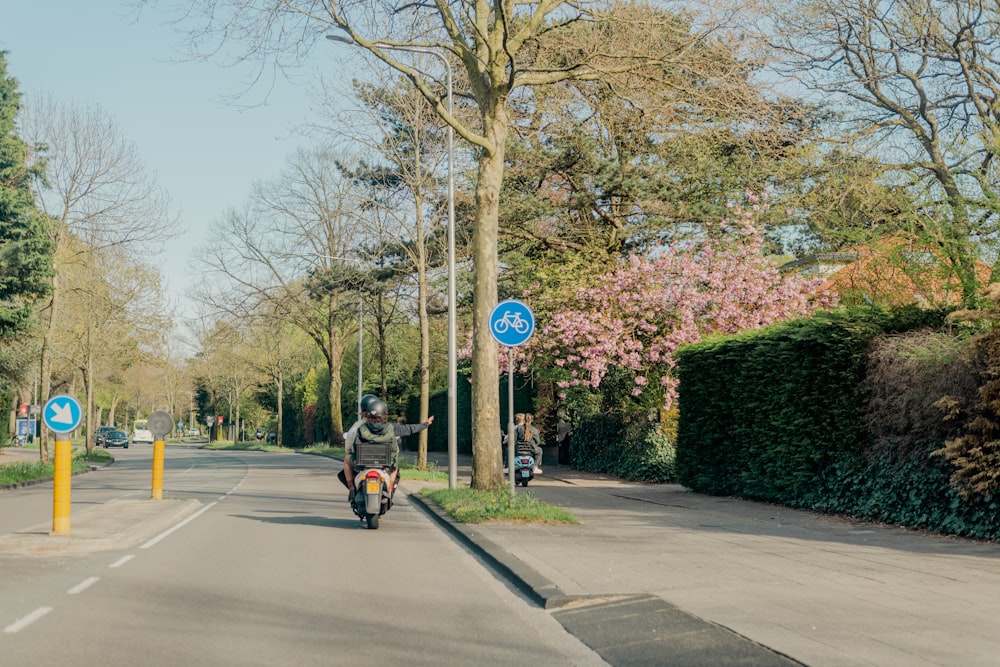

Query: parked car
<box><xmin>95</xmin><ymin>426</ymin><xmax>117</xmax><ymax>447</ymax></box>
<box><xmin>104</xmin><ymin>430</ymin><xmax>129</xmax><ymax>448</ymax></box>
<box><xmin>187</xmin><ymin>428</ymin><xmax>200</xmax><ymax>436</ymax></box>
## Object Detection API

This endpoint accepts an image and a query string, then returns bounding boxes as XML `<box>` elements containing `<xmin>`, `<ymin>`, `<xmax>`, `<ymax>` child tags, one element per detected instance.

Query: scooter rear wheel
<box><xmin>367</xmin><ymin>513</ymin><xmax>380</xmax><ymax>529</ymax></box>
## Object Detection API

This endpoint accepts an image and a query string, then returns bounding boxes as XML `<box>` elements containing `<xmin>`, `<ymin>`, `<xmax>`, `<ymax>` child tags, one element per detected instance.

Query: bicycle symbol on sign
<box><xmin>492</xmin><ymin>310</ymin><xmax>531</xmax><ymax>336</ymax></box>
<box><xmin>489</xmin><ymin>299</ymin><xmax>534</xmax><ymax>347</ymax></box>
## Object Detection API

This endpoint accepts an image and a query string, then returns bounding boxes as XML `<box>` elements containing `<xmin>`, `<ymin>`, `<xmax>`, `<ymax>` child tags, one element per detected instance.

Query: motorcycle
<box><xmin>513</xmin><ymin>447</ymin><xmax>536</xmax><ymax>487</ymax></box>
<box><xmin>349</xmin><ymin>440</ymin><xmax>395</xmax><ymax>529</ymax></box>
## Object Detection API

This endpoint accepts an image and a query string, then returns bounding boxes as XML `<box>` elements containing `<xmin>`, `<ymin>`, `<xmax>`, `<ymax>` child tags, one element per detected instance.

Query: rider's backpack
<box><xmin>354</xmin><ymin>423</ymin><xmax>397</xmax><ymax>468</ymax></box>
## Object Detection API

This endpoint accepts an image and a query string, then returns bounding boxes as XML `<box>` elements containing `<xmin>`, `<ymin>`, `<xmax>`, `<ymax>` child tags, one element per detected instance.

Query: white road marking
<box><xmin>67</xmin><ymin>577</ymin><xmax>100</xmax><ymax>595</ymax></box>
<box><xmin>140</xmin><ymin>501</ymin><xmax>217</xmax><ymax>549</ymax></box>
<box><xmin>4</xmin><ymin>607</ymin><xmax>53</xmax><ymax>633</ymax></box>
<box><xmin>109</xmin><ymin>554</ymin><xmax>135</xmax><ymax>568</ymax></box>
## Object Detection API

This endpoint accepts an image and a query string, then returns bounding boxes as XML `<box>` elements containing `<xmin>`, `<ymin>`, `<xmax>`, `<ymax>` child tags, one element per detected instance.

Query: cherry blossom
<box><xmin>520</xmin><ymin>196</ymin><xmax>834</xmax><ymax>409</ymax></box>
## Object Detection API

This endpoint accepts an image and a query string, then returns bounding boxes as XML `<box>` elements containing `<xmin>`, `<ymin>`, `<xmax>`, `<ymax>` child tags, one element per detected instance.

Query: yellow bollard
<box><xmin>151</xmin><ymin>438</ymin><xmax>165</xmax><ymax>500</ymax></box>
<box><xmin>50</xmin><ymin>439</ymin><xmax>71</xmax><ymax>535</ymax></box>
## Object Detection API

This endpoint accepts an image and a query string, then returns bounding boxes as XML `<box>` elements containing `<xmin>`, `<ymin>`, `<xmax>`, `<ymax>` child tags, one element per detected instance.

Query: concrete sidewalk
<box><xmin>402</xmin><ymin>453</ymin><xmax>1000</xmax><ymax>667</ymax></box>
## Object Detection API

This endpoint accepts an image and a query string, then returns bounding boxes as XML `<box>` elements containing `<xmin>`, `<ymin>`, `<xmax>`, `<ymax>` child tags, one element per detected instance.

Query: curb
<box><xmin>406</xmin><ymin>490</ymin><xmax>574</xmax><ymax>609</ymax></box>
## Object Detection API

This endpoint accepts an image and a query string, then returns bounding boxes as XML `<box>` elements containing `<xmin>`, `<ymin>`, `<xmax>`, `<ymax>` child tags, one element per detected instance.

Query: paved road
<box><xmin>0</xmin><ymin>446</ymin><xmax>604</xmax><ymax>666</ymax></box>
<box><xmin>6</xmin><ymin>446</ymin><xmax>1000</xmax><ymax>666</ymax></box>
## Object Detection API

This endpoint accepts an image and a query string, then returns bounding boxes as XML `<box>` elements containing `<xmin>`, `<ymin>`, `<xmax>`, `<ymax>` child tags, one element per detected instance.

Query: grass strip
<box><xmin>0</xmin><ymin>449</ymin><xmax>110</xmax><ymax>485</ymax></box>
<box><xmin>422</xmin><ymin>487</ymin><xmax>578</xmax><ymax>525</ymax></box>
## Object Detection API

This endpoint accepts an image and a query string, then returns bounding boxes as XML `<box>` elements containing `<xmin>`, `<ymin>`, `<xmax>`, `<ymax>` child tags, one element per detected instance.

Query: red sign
<box><xmin>18</xmin><ymin>404</ymin><xmax>28</xmax><ymax>417</ymax></box>
<box><xmin>216</xmin><ymin>415</ymin><xmax>224</xmax><ymax>425</ymax></box>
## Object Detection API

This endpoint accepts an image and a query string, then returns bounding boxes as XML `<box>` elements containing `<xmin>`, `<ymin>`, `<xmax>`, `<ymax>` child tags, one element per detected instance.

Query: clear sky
<box><xmin>1</xmin><ymin>1</ymin><xmax>331</xmax><ymax>322</ymax></box>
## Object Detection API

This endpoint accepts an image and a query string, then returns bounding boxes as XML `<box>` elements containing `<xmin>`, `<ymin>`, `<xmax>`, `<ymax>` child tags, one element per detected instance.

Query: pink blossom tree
<box><xmin>523</xmin><ymin>194</ymin><xmax>834</xmax><ymax>411</ymax></box>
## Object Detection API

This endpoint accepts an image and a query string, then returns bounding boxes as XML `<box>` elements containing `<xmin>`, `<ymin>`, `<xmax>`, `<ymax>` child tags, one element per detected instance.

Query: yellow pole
<box><xmin>151</xmin><ymin>438</ymin><xmax>165</xmax><ymax>500</ymax></box>
<box><xmin>50</xmin><ymin>438</ymin><xmax>71</xmax><ymax>535</ymax></box>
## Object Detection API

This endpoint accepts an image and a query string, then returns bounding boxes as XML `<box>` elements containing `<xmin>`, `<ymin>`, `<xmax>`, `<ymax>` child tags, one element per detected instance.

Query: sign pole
<box><xmin>507</xmin><ymin>347</ymin><xmax>515</xmax><ymax>492</ymax></box>
<box><xmin>42</xmin><ymin>394</ymin><xmax>83</xmax><ymax>536</ymax></box>
<box><xmin>51</xmin><ymin>438</ymin><xmax>72</xmax><ymax>535</ymax></box>
<box><xmin>151</xmin><ymin>439</ymin><xmax>165</xmax><ymax>500</ymax></box>
<box><xmin>489</xmin><ymin>299</ymin><xmax>535</xmax><ymax>492</ymax></box>
<box><xmin>146</xmin><ymin>411</ymin><xmax>174</xmax><ymax>500</ymax></box>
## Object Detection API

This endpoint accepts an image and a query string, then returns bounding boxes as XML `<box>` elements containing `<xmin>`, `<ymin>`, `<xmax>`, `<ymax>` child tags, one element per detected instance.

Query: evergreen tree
<box><xmin>0</xmin><ymin>51</ymin><xmax>52</xmax><ymax>339</ymax></box>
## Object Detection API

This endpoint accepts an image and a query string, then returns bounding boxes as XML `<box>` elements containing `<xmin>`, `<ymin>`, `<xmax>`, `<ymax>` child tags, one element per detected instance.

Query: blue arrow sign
<box><xmin>489</xmin><ymin>299</ymin><xmax>535</xmax><ymax>347</ymax></box>
<box><xmin>43</xmin><ymin>394</ymin><xmax>83</xmax><ymax>434</ymax></box>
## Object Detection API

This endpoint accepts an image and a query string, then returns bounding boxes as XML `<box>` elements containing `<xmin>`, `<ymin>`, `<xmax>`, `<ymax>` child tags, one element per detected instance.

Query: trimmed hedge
<box><xmin>571</xmin><ymin>415</ymin><xmax>676</xmax><ymax>482</ymax></box>
<box><xmin>675</xmin><ymin>306</ymin><xmax>950</xmax><ymax>504</ymax></box>
<box><xmin>803</xmin><ymin>454</ymin><xmax>1000</xmax><ymax>540</ymax></box>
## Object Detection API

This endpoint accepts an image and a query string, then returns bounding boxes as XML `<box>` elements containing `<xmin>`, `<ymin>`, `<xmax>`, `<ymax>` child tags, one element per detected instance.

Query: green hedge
<box><xmin>803</xmin><ymin>454</ymin><xmax>1000</xmax><ymax>540</ymax></box>
<box><xmin>675</xmin><ymin>306</ymin><xmax>949</xmax><ymax>503</ymax></box>
<box><xmin>571</xmin><ymin>415</ymin><xmax>675</xmax><ymax>482</ymax></box>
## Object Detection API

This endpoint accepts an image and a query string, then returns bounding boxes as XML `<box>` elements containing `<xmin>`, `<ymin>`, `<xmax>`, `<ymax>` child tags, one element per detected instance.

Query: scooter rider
<box><xmin>516</xmin><ymin>413</ymin><xmax>543</xmax><ymax>473</ymax></box>
<box><xmin>344</xmin><ymin>398</ymin><xmax>434</xmax><ymax>496</ymax></box>
<box><xmin>344</xmin><ymin>394</ymin><xmax>380</xmax><ymax>446</ymax></box>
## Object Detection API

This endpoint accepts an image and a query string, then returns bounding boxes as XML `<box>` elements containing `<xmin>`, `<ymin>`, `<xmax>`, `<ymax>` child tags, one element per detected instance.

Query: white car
<box><xmin>132</xmin><ymin>428</ymin><xmax>154</xmax><ymax>444</ymax></box>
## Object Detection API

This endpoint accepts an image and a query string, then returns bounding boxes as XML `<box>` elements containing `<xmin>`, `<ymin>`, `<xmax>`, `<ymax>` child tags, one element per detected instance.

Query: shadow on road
<box><xmin>230</xmin><ymin>513</ymin><xmax>355</xmax><ymax>529</ymax></box>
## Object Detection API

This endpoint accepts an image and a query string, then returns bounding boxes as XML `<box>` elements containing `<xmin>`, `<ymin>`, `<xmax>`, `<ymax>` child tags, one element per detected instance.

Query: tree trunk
<box><xmin>109</xmin><ymin>395</ymin><xmax>119</xmax><ymax>428</ymax></box>
<box><xmin>84</xmin><ymin>327</ymin><xmax>94</xmax><ymax>455</ymax></box>
<box><xmin>327</xmin><ymin>354</ymin><xmax>344</xmax><ymax>443</ymax></box>
<box><xmin>469</xmin><ymin>108</ymin><xmax>509</xmax><ymax>490</ymax></box>
<box><xmin>276</xmin><ymin>374</ymin><xmax>284</xmax><ymax>449</ymax></box>
<box><xmin>37</xmin><ymin>270</ymin><xmax>60</xmax><ymax>463</ymax></box>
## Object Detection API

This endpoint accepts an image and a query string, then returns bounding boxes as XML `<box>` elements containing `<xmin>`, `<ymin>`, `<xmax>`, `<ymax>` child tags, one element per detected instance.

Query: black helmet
<box><xmin>365</xmin><ymin>399</ymin><xmax>389</xmax><ymax>422</ymax></box>
<box><xmin>360</xmin><ymin>394</ymin><xmax>379</xmax><ymax>412</ymax></box>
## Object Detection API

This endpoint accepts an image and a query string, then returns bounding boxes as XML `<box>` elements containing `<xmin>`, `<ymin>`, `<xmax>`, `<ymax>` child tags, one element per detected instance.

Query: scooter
<box><xmin>349</xmin><ymin>441</ymin><xmax>395</xmax><ymax>529</ymax></box>
<box><xmin>513</xmin><ymin>447</ymin><xmax>536</xmax><ymax>487</ymax></box>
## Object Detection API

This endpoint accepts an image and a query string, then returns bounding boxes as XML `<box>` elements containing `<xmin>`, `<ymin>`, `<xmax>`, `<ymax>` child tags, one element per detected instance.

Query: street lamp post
<box><xmin>327</xmin><ymin>35</ymin><xmax>458</xmax><ymax>489</ymax></box>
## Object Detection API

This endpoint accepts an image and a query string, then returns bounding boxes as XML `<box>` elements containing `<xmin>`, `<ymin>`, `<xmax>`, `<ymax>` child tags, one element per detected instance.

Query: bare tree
<box><xmin>21</xmin><ymin>96</ymin><xmax>178</xmax><ymax>461</ymax></box>
<box><xmin>324</xmin><ymin>72</ymin><xmax>451</xmax><ymax>469</ymax></box>
<box><xmin>768</xmin><ymin>0</ymin><xmax>1000</xmax><ymax>305</ymax></box>
<box><xmin>196</xmin><ymin>147</ymin><xmax>370</xmax><ymax>441</ymax></box>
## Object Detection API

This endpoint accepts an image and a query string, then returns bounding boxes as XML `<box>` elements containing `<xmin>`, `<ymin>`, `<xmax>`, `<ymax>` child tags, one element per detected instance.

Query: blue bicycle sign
<box><xmin>489</xmin><ymin>299</ymin><xmax>535</xmax><ymax>347</ymax></box>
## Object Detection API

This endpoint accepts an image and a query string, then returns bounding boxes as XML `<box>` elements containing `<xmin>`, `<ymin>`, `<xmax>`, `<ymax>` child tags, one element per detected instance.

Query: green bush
<box><xmin>623</xmin><ymin>421</ymin><xmax>676</xmax><ymax>482</ymax></box>
<box><xmin>804</xmin><ymin>453</ymin><xmax>1000</xmax><ymax>540</ymax></box>
<box><xmin>675</xmin><ymin>305</ymin><xmax>951</xmax><ymax>503</ymax></box>
<box><xmin>572</xmin><ymin>414</ymin><xmax>625</xmax><ymax>472</ymax></box>
<box><xmin>571</xmin><ymin>415</ymin><xmax>675</xmax><ymax>482</ymax></box>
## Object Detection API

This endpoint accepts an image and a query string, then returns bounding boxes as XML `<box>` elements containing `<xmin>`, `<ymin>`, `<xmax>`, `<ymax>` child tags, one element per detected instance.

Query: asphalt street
<box><xmin>0</xmin><ymin>446</ymin><xmax>603</xmax><ymax>667</ymax></box>
<box><xmin>5</xmin><ymin>445</ymin><xmax>1000</xmax><ymax>666</ymax></box>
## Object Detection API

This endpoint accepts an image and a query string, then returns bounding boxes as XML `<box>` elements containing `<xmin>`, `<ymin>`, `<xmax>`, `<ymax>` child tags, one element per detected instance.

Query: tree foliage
<box><xmin>0</xmin><ymin>52</ymin><xmax>52</xmax><ymax>340</ymax></box>
<box><xmin>500</xmin><ymin>14</ymin><xmax>818</xmax><ymax>265</ymax></box>
<box><xmin>197</xmin><ymin>147</ymin><xmax>371</xmax><ymax>441</ymax></box>
<box><xmin>139</xmin><ymin>0</ymin><xmax>785</xmax><ymax>489</ymax></box>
